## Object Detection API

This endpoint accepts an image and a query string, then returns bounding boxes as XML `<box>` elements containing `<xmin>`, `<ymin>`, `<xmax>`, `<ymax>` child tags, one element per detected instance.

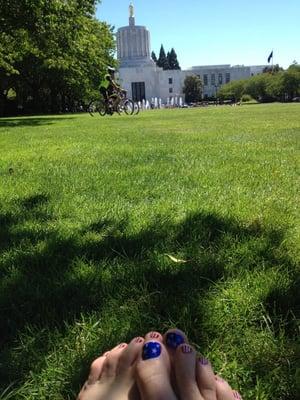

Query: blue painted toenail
<box><xmin>166</xmin><ymin>332</ymin><xmax>184</xmax><ymax>349</ymax></box>
<box><xmin>142</xmin><ymin>342</ymin><xmax>161</xmax><ymax>360</ymax></box>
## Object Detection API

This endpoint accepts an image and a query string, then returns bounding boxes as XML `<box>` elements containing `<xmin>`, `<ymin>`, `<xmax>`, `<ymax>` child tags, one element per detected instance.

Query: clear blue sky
<box><xmin>96</xmin><ymin>0</ymin><xmax>299</xmax><ymax>69</ymax></box>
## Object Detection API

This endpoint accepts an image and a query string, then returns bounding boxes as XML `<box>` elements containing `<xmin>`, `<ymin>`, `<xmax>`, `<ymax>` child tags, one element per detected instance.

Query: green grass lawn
<box><xmin>0</xmin><ymin>103</ymin><xmax>299</xmax><ymax>399</ymax></box>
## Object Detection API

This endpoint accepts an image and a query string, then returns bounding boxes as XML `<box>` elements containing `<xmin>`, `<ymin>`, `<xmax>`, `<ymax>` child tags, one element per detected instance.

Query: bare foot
<box><xmin>163</xmin><ymin>328</ymin><xmax>243</xmax><ymax>400</ymax></box>
<box><xmin>77</xmin><ymin>337</ymin><xmax>144</xmax><ymax>400</ymax></box>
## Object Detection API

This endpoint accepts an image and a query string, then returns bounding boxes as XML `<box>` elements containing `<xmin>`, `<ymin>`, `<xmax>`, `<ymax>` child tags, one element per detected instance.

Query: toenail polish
<box><xmin>233</xmin><ymin>391</ymin><xmax>242</xmax><ymax>399</ymax></box>
<box><xmin>149</xmin><ymin>332</ymin><xmax>161</xmax><ymax>339</ymax></box>
<box><xmin>199</xmin><ymin>357</ymin><xmax>209</xmax><ymax>365</ymax></box>
<box><xmin>181</xmin><ymin>344</ymin><xmax>192</xmax><ymax>354</ymax></box>
<box><xmin>134</xmin><ymin>337</ymin><xmax>144</xmax><ymax>343</ymax></box>
<box><xmin>166</xmin><ymin>332</ymin><xmax>184</xmax><ymax>349</ymax></box>
<box><xmin>142</xmin><ymin>342</ymin><xmax>161</xmax><ymax>360</ymax></box>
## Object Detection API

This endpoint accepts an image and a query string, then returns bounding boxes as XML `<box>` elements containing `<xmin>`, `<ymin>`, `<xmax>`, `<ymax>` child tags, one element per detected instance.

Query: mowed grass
<box><xmin>0</xmin><ymin>103</ymin><xmax>299</xmax><ymax>399</ymax></box>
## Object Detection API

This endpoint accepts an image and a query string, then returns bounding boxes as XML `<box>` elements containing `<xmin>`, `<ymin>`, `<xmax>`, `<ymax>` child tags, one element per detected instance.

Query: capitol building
<box><xmin>117</xmin><ymin>4</ymin><xmax>266</xmax><ymax>103</ymax></box>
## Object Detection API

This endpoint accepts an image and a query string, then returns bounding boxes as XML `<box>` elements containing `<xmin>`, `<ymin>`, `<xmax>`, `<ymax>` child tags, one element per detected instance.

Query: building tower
<box><xmin>117</xmin><ymin>3</ymin><xmax>154</xmax><ymax>67</ymax></box>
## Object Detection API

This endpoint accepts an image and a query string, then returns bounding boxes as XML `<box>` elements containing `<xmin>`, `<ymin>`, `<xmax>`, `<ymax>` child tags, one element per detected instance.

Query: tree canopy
<box><xmin>218</xmin><ymin>65</ymin><xmax>300</xmax><ymax>102</ymax></box>
<box><xmin>154</xmin><ymin>45</ymin><xmax>180</xmax><ymax>70</ymax></box>
<box><xmin>183</xmin><ymin>75</ymin><xmax>203</xmax><ymax>103</ymax></box>
<box><xmin>0</xmin><ymin>0</ymin><xmax>115</xmax><ymax>115</ymax></box>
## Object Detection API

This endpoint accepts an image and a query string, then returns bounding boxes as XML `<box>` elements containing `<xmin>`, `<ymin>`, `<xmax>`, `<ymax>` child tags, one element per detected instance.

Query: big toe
<box><xmin>136</xmin><ymin>340</ymin><xmax>177</xmax><ymax>400</ymax></box>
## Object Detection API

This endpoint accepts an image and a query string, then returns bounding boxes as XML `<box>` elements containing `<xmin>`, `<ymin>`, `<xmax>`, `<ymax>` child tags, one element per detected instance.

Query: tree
<box><xmin>0</xmin><ymin>0</ymin><xmax>115</xmax><ymax>115</ymax></box>
<box><xmin>168</xmin><ymin>48</ymin><xmax>180</xmax><ymax>70</ymax></box>
<box><xmin>183</xmin><ymin>75</ymin><xmax>203</xmax><ymax>103</ymax></box>
<box><xmin>263</xmin><ymin>64</ymin><xmax>283</xmax><ymax>74</ymax></box>
<box><xmin>151</xmin><ymin>51</ymin><xmax>158</xmax><ymax>64</ymax></box>
<box><xmin>157</xmin><ymin>45</ymin><xmax>170</xmax><ymax>70</ymax></box>
<box><xmin>218</xmin><ymin>80</ymin><xmax>245</xmax><ymax>102</ymax></box>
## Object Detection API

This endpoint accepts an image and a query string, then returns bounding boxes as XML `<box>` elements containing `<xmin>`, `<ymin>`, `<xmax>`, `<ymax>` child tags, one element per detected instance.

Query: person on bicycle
<box><xmin>99</xmin><ymin>67</ymin><xmax>121</xmax><ymax>111</ymax></box>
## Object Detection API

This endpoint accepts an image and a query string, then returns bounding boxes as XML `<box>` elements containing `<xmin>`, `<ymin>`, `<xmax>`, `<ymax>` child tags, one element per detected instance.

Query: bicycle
<box><xmin>88</xmin><ymin>89</ymin><xmax>136</xmax><ymax>117</ymax></box>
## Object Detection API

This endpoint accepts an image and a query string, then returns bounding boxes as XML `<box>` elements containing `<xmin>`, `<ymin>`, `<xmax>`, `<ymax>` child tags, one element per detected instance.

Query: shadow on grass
<box><xmin>0</xmin><ymin>116</ymin><xmax>75</xmax><ymax>128</ymax></box>
<box><xmin>0</xmin><ymin>193</ymin><xmax>298</xmax><ymax>394</ymax></box>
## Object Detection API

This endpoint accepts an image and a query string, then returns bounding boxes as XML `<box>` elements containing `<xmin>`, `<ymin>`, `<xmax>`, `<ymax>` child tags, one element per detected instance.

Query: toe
<box><xmin>164</xmin><ymin>328</ymin><xmax>188</xmax><ymax>355</ymax></box>
<box><xmin>86</xmin><ymin>354</ymin><xmax>108</xmax><ymax>384</ymax></box>
<box><xmin>174</xmin><ymin>343</ymin><xmax>202</xmax><ymax>400</ymax></box>
<box><xmin>196</xmin><ymin>357</ymin><xmax>217</xmax><ymax>400</ymax></box>
<box><xmin>215</xmin><ymin>376</ymin><xmax>242</xmax><ymax>400</ymax></box>
<box><xmin>117</xmin><ymin>336</ymin><xmax>145</xmax><ymax>373</ymax></box>
<box><xmin>144</xmin><ymin>331</ymin><xmax>164</xmax><ymax>342</ymax></box>
<box><xmin>136</xmin><ymin>340</ymin><xmax>177</xmax><ymax>400</ymax></box>
<box><xmin>100</xmin><ymin>343</ymin><xmax>128</xmax><ymax>378</ymax></box>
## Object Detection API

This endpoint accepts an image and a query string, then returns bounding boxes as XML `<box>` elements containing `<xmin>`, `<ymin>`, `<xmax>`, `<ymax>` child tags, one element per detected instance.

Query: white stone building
<box><xmin>117</xmin><ymin>4</ymin><xmax>267</xmax><ymax>102</ymax></box>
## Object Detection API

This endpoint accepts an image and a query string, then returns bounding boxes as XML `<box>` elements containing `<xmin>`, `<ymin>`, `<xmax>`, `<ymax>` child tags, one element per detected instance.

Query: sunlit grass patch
<box><xmin>0</xmin><ymin>103</ymin><xmax>299</xmax><ymax>399</ymax></box>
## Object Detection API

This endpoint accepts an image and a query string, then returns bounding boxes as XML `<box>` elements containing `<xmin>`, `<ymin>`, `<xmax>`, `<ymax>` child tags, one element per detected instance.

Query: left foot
<box><xmin>77</xmin><ymin>337</ymin><xmax>144</xmax><ymax>400</ymax></box>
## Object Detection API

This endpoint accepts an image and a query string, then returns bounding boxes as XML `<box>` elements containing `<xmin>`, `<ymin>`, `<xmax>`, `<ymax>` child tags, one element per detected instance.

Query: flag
<box><xmin>267</xmin><ymin>51</ymin><xmax>273</xmax><ymax>63</ymax></box>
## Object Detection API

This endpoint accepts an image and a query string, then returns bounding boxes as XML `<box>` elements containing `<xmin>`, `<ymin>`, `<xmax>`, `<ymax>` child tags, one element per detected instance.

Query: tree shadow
<box><xmin>0</xmin><ymin>116</ymin><xmax>76</xmax><ymax>128</ymax></box>
<box><xmin>0</xmin><ymin>196</ymin><xmax>298</xmax><ymax>394</ymax></box>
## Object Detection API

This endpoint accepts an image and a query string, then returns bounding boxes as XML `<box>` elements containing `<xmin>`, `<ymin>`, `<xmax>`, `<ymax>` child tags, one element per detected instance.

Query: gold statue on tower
<box><xmin>129</xmin><ymin>3</ymin><xmax>134</xmax><ymax>18</ymax></box>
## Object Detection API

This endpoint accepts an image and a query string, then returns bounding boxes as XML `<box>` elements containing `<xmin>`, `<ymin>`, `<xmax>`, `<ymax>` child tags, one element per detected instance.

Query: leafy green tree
<box><xmin>168</xmin><ymin>48</ymin><xmax>180</xmax><ymax>70</ymax></box>
<box><xmin>244</xmin><ymin>74</ymin><xmax>274</xmax><ymax>102</ymax></box>
<box><xmin>183</xmin><ymin>75</ymin><xmax>203</xmax><ymax>103</ymax></box>
<box><xmin>0</xmin><ymin>0</ymin><xmax>115</xmax><ymax>115</ymax></box>
<box><xmin>157</xmin><ymin>45</ymin><xmax>170</xmax><ymax>70</ymax></box>
<box><xmin>218</xmin><ymin>80</ymin><xmax>245</xmax><ymax>102</ymax></box>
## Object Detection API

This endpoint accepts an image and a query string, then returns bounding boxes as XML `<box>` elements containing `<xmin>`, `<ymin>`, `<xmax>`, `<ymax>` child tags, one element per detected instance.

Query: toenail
<box><xmin>199</xmin><ymin>357</ymin><xmax>209</xmax><ymax>365</ymax></box>
<box><xmin>103</xmin><ymin>352</ymin><xmax>110</xmax><ymax>357</ymax></box>
<box><xmin>166</xmin><ymin>332</ymin><xmax>184</xmax><ymax>349</ymax></box>
<box><xmin>181</xmin><ymin>344</ymin><xmax>192</xmax><ymax>354</ymax></box>
<box><xmin>233</xmin><ymin>391</ymin><xmax>242</xmax><ymax>399</ymax></box>
<box><xmin>134</xmin><ymin>337</ymin><xmax>144</xmax><ymax>344</ymax></box>
<box><xmin>118</xmin><ymin>343</ymin><xmax>127</xmax><ymax>349</ymax></box>
<box><xmin>149</xmin><ymin>332</ymin><xmax>161</xmax><ymax>339</ymax></box>
<box><xmin>142</xmin><ymin>342</ymin><xmax>162</xmax><ymax>360</ymax></box>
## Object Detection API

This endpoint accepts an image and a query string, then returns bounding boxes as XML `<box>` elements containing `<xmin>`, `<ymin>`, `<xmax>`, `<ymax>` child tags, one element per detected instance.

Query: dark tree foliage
<box><xmin>183</xmin><ymin>75</ymin><xmax>203</xmax><ymax>103</ymax></box>
<box><xmin>0</xmin><ymin>0</ymin><xmax>115</xmax><ymax>116</ymax></box>
<box><xmin>155</xmin><ymin>45</ymin><xmax>180</xmax><ymax>70</ymax></box>
<box><xmin>263</xmin><ymin>64</ymin><xmax>283</xmax><ymax>73</ymax></box>
<box><xmin>168</xmin><ymin>48</ymin><xmax>181</xmax><ymax>70</ymax></box>
<box><xmin>151</xmin><ymin>51</ymin><xmax>158</xmax><ymax>64</ymax></box>
<box><xmin>157</xmin><ymin>45</ymin><xmax>170</xmax><ymax>70</ymax></box>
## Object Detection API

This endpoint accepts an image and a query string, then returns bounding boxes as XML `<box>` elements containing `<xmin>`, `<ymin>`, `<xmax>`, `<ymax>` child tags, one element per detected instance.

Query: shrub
<box><xmin>241</xmin><ymin>94</ymin><xmax>254</xmax><ymax>102</ymax></box>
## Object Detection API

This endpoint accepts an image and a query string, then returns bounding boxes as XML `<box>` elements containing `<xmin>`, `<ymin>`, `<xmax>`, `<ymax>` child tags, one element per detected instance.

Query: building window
<box><xmin>211</xmin><ymin>74</ymin><xmax>215</xmax><ymax>85</ymax></box>
<box><xmin>131</xmin><ymin>82</ymin><xmax>146</xmax><ymax>102</ymax></box>
<box><xmin>218</xmin><ymin>73</ymin><xmax>223</xmax><ymax>84</ymax></box>
<box><xmin>169</xmin><ymin>87</ymin><xmax>173</xmax><ymax>93</ymax></box>
<box><xmin>225</xmin><ymin>73</ymin><xmax>230</xmax><ymax>83</ymax></box>
<box><xmin>203</xmin><ymin>74</ymin><xmax>208</xmax><ymax>86</ymax></box>
<box><xmin>169</xmin><ymin>78</ymin><xmax>173</xmax><ymax>84</ymax></box>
